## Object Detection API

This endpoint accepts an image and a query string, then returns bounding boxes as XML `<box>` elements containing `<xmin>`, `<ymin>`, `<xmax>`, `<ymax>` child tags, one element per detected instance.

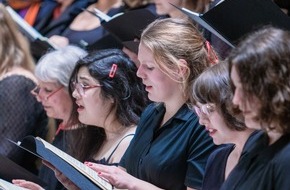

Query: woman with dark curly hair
<box><xmin>221</xmin><ymin>26</ymin><xmax>290</xmax><ymax>190</ymax></box>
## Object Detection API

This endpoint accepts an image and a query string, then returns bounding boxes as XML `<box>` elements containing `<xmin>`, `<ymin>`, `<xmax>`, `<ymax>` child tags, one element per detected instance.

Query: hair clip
<box><xmin>109</xmin><ymin>64</ymin><xmax>118</xmax><ymax>78</ymax></box>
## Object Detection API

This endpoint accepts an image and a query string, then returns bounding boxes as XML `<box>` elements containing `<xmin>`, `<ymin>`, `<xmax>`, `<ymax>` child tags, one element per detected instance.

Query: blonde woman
<box><xmin>0</xmin><ymin>3</ymin><xmax>47</xmax><ymax>174</ymax></box>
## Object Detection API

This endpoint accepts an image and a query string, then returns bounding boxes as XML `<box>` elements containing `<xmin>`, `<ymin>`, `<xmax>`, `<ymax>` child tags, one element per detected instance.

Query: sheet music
<box><xmin>37</xmin><ymin>137</ymin><xmax>113</xmax><ymax>190</ymax></box>
<box><xmin>5</xmin><ymin>6</ymin><xmax>58</xmax><ymax>50</ymax></box>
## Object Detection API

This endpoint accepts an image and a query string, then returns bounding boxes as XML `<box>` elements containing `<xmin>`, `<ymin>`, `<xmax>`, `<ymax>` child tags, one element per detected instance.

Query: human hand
<box><xmin>42</xmin><ymin>160</ymin><xmax>80</xmax><ymax>190</ymax></box>
<box><xmin>12</xmin><ymin>179</ymin><xmax>44</xmax><ymax>190</ymax></box>
<box><xmin>85</xmin><ymin>162</ymin><xmax>135</xmax><ymax>189</ymax></box>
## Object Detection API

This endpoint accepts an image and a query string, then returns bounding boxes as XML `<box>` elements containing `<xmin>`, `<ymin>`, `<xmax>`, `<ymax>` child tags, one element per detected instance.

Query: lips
<box><xmin>206</xmin><ymin>127</ymin><xmax>217</xmax><ymax>136</ymax></box>
<box><xmin>145</xmin><ymin>85</ymin><xmax>152</xmax><ymax>91</ymax></box>
<box><xmin>75</xmin><ymin>101</ymin><xmax>84</xmax><ymax>112</ymax></box>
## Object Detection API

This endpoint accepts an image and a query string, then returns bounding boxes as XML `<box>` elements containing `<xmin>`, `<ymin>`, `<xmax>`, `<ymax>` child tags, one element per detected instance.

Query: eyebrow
<box><xmin>78</xmin><ymin>76</ymin><xmax>92</xmax><ymax>81</ymax></box>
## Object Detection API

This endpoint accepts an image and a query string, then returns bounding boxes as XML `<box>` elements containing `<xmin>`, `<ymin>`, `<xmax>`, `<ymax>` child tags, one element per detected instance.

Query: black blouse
<box><xmin>120</xmin><ymin>103</ymin><xmax>216</xmax><ymax>190</ymax></box>
<box><xmin>0</xmin><ymin>75</ymin><xmax>48</xmax><ymax>174</ymax></box>
<box><xmin>202</xmin><ymin>144</ymin><xmax>235</xmax><ymax>190</ymax></box>
<box><xmin>221</xmin><ymin>131</ymin><xmax>290</xmax><ymax>190</ymax></box>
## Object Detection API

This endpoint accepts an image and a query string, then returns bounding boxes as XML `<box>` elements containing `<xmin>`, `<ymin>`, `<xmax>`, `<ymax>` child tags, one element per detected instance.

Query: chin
<box><xmin>245</xmin><ymin>118</ymin><xmax>261</xmax><ymax>130</ymax></box>
<box><xmin>156</xmin><ymin>8</ymin><xmax>166</xmax><ymax>15</ymax></box>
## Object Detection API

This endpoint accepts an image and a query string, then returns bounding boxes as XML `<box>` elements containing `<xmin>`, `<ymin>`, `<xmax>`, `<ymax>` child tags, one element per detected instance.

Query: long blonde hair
<box><xmin>0</xmin><ymin>3</ymin><xmax>35</xmax><ymax>76</ymax></box>
<box><xmin>140</xmin><ymin>18</ymin><xmax>214</xmax><ymax>101</ymax></box>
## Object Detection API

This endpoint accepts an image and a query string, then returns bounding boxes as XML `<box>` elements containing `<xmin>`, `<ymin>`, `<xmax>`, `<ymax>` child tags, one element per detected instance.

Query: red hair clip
<box><xmin>109</xmin><ymin>64</ymin><xmax>118</xmax><ymax>78</ymax></box>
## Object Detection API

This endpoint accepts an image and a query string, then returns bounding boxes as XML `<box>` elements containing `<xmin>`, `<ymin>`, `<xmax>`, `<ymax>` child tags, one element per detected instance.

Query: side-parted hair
<box><xmin>140</xmin><ymin>18</ymin><xmax>217</xmax><ymax>103</ymax></box>
<box><xmin>192</xmin><ymin>62</ymin><xmax>246</xmax><ymax>131</ymax></box>
<box><xmin>35</xmin><ymin>45</ymin><xmax>87</xmax><ymax>87</ymax></box>
<box><xmin>0</xmin><ymin>3</ymin><xmax>35</xmax><ymax>75</ymax></box>
<box><xmin>228</xmin><ymin>26</ymin><xmax>290</xmax><ymax>134</ymax></box>
<box><xmin>68</xmin><ymin>49</ymin><xmax>148</xmax><ymax>161</ymax></box>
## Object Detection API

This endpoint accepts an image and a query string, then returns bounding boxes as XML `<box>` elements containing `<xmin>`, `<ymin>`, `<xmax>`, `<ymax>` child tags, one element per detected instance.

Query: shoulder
<box><xmin>267</xmin><ymin>138</ymin><xmax>290</xmax><ymax>188</ymax></box>
<box><xmin>1</xmin><ymin>67</ymin><xmax>37</xmax><ymax>84</ymax></box>
<box><xmin>110</xmin><ymin>127</ymin><xmax>136</xmax><ymax>163</ymax></box>
<box><xmin>0</xmin><ymin>75</ymin><xmax>36</xmax><ymax>94</ymax></box>
<box><xmin>118</xmin><ymin>127</ymin><xmax>136</xmax><ymax>148</ymax></box>
<box><xmin>207</xmin><ymin>144</ymin><xmax>234</xmax><ymax>164</ymax></box>
<box><xmin>272</xmin><ymin>137</ymin><xmax>290</xmax><ymax>167</ymax></box>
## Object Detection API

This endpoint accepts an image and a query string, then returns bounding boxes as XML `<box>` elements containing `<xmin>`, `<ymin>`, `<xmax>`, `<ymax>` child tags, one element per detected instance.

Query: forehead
<box><xmin>77</xmin><ymin>66</ymin><xmax>101</xmax><ymax>84</ymax></box>
<box><xmin>230</xmin><ymin>65</ymin><xmax>241</xmax><ymax>83</ymax></box>
<box><xmin>138</xmin><ymin>43</ymin><xmax>154</xmax><ymax>63</ymax></box>
<box><xmin>38</xmin><ymin>80</ymin><xmax>59</xmax><ymax>87</ymax></box>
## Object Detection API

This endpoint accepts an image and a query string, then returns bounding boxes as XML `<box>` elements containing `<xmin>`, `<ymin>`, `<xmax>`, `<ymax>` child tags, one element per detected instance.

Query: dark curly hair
<box><xmin>228</xmin><ymin>26</ymin><xmax>290</xmax><ymax>134</ymax></box>
<box><xmin>67</xmin><ymin>49</ymin><xmax>148</xmax><ymax>161</ymax></box>
<box><xmin>192</xmin><ymin>62</ymin><xmax>246</xmax><ymax>131</ymax></box>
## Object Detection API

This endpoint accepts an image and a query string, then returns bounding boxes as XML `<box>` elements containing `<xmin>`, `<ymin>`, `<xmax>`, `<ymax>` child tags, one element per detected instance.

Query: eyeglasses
<box><xmin>31</xmin><ymin>86</ymin><xmax>63</xmax><ymax>100</ymax></box>
<box><xmin>72</xmin><ymin>82</ymin><xmax>102</xmax><ymax>96</ymax></box>
<box><xmin>194</xmin><ymin>104</ymin><xmax>215</xmax><ymax>116</ymax></box>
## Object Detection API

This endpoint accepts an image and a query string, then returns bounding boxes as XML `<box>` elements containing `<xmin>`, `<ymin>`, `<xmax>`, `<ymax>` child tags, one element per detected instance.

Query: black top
<box><xmin>0</xmin><ymin>75</ymin><xmax>47</xmax><ymax>174</ymax></box>
<box><xmin>120</xmin><ymin>103</ymin><xmax>216</xmax><ymax>190</ymax></box>
<box><xmin>91</xmin><ymin>134</ymin><xmax>134</xmax><ymax>166</ymax></box>
<box><xmin>60</xmin><ymin>6</ymin><xmax>124</xmax><ymax>47</ymax></box>
<box><xmin>221</xmin><ymin>131</ymin><xmax>290</xmax><ymax>190</ymax></box>
<box><xmin>202</xmin><ymin>144</ymin><xmax>235</xmax><ymax>190</ymax></box>
<box><xmin>34</xmin><ymin>0</ymin><xmax>91</xmax><ymax>37</ymax></box>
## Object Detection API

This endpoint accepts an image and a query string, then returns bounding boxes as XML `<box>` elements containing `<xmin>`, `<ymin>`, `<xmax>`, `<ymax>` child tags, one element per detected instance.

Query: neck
<box><xmin>232</xmin><ymin>128</ymin><xmax>255</xmax><ymax>156</ymax></box>
<box><xmin>267</xmin><ymin>130</ymin><xmax>283</xmax><ymax>145</ymax></box>
<box><xmin>169</xmin><ymin>10</ymin><xmax>188</xmax><ymax>18</ymax></box>
<box><xmin>162</xmin><ymin>96</ymin><xmax>186</xmax><ymax>126</ymax></box>
<box><xmin>59</xmin><ymin>0</ymin><xmax>73</xmax><ymax>12</ymax></box>
<box><xmin>95</xmin><ymin>0</ymin><xmax>122</xmax><ymax>12</ymax></box>
<box><xmin>104</xmin><ymin>120</ymin><xmax>131</xmax><ymax>140</ymax></box>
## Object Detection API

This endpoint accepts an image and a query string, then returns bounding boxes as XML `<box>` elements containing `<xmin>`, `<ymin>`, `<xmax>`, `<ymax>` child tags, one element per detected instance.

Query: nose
<box><xmin>232</xmin><ymin>89</ymin><xmax>240</xmax><ymax>108</ymax></box>
<box><xmin>72</xmin><ymin>89</ymin><xmax>80</xmax><ymax>99</ymax></box>
<box><xmin>136</xmin><ymin>64</ymin><xmax>145</xmax><ymax>79</ymax></box>
<box><xmin>35</xmin><ymin>95</ymin><xmax>42</xmax><ymax>102</ymax></box>
<box><xmin>37</xmin><ymin>89</ymin><xmax>47</xmax><ymax>101</ymax></box>
<box><xmin>198</xmin><ymin>115</ymin><xmax>208</xmax><ymax>126</ymax></box>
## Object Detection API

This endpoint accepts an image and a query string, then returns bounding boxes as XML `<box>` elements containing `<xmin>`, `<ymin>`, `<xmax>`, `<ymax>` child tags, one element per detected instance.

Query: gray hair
<box><xmin>35</xmin><ymin>46</ymin><xmax>87</xmax><ymax>87</ymax></box>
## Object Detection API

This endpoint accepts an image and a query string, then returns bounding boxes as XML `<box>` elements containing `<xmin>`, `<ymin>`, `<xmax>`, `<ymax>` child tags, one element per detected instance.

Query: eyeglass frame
<box><xmin>31</xmin><ymin>85</ymin><xmax>64</xmax><ymax>100</ymax></box>
<box><xmin>72</xmin><ymin>81</ymin><xmax>103</xmax><ymax>96</ymax></box>
<box><xmin>193</xmin><ymin>103</ymin><xmax>216</xmax><ymax>117</ymax></box>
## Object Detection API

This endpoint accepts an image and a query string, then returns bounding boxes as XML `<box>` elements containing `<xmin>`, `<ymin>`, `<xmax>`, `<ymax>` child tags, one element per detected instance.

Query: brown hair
<box><xmin>228</xmin><ymin>26</ymin><xmax>290</xmax><ymax>134</ymax></box>
<box><xmin>192</xmin><ymin>62</ymin><xmax>246</xmax><ymax>131</ymax></box>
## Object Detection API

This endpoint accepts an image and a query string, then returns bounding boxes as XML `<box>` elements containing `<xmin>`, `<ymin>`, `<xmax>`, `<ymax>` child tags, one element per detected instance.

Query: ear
<box><xmin>177</xmin><ymin>59</ymin><xmax>189</xmax><ymax>77</ymax></box>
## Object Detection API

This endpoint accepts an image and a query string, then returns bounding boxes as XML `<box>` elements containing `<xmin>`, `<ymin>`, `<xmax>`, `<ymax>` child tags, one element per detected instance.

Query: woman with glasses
<box><xmin>191</xmin><ymin>62</ymin><xmax>256</xmax><ymax>190</ymax></box>
<box><xmin>0</xmin><ymin>3</ymin><xmax>47</xmax><ymax>175</ymax></box>
<box><xmin>67</xmin><ymin>48</ymin><xmax>148</xmax><ymax>163</ymax></box>
<box><xmin>82</xmin><ymin>18</ymin><xmax>217</xmax><ymax>190</ymax></box>
<box><xmin>13</xmin><ymin>45</ymin><xmax>87</xmax><ymax>190</ymax></box>
<box><xmin>34</xmin><ymin>48</ymin><xmax>149</xmax><ymax>190</ymax></box>
<box><xmin>221</xmin><ymin>27</ymin><xmax>290</xmax><ymax>190</ymax></box>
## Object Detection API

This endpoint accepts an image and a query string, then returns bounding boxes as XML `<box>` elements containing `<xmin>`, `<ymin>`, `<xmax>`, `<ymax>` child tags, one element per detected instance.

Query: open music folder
<box><xmin>9</xmin><ymin>136</ymin><xmax>113</xmax><ymax>190</ymax></box>
<box><xmin>85</xmin><ymin>8</ymin><xmax>158</xmax><ymax>54</ymax></box>
<box><xmin>0</xmin><ymin>155</ymin><xmax>46</xmax><ymax>188</ymax></box>
<box><xmin>172</xmin><ymin>0</ymin><xmax>290</xmax><ymax>47</ymax></box>
<box><xmin>5</xmin><ymin>6</ymin><xmax>57</xmax><ymax>59</ymax></box>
